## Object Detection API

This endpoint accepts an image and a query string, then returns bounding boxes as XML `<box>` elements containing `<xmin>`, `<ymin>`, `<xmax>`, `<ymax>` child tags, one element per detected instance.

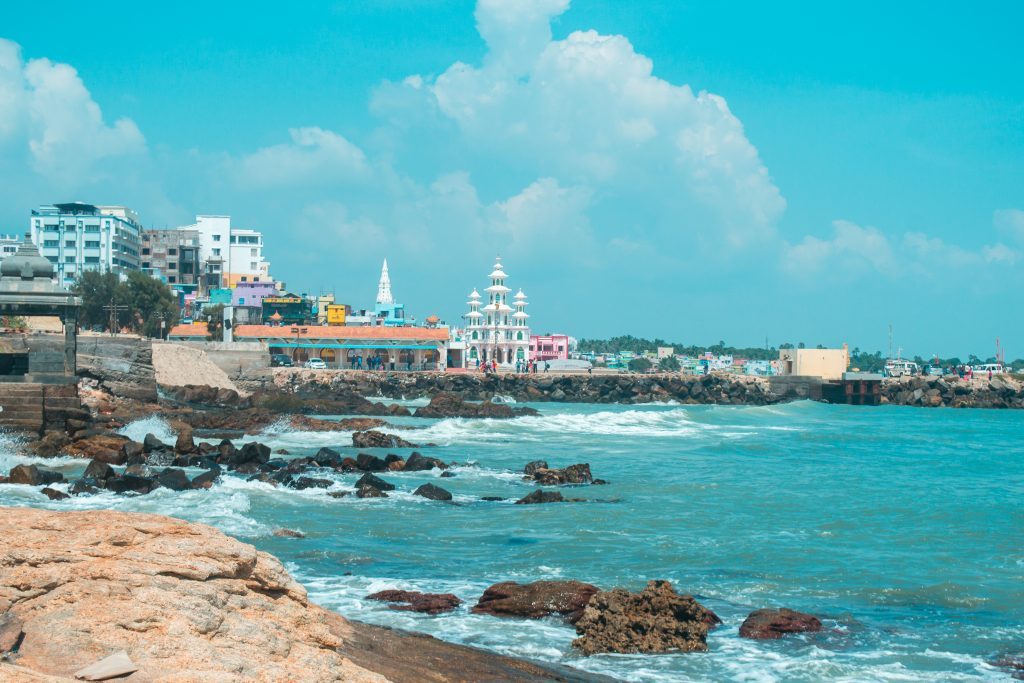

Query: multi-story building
<box><xmin>530</xmin><ymin>334</ymin><xmax>572</xmax><ymax>362</ymax></box>
<box><xmin>29</xmin><ymin>202</ymin><xmax>142</xmax><ymax>283</ymax></box>
<box><xmin>141</xmin><ymin>229</ymin><xmax>202</xmax><ymax>293</ymax></box>
<box><xmin>0</xmin><ymin>235</ymin><xmax>21</xmax><ymax>262</ymax></box>
<box><xmin>175</xmin><ymin>215</ymin><xmax>271</xmax><ymax>290</ymax></box>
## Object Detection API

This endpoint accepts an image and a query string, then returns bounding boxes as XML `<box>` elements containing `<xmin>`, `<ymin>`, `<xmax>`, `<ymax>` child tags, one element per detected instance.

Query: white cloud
<box><xmin>994</xmin><ymin>208</ymin><xmax>1024</xmax><ymax>245</ymax></box>
<box><xmin>235</xmin><ymin>127</ymin><xmax>368</xmax><ymax>188</ymax></box>
<box><xmin>374</xmin><ymin>2</ymin><xmax>785</xmax><ymax>251</ymax></box>
<box><xmin>0</xmin><ymin>39</ymin><xmax>144</xmax><ymax>183</ymax></box>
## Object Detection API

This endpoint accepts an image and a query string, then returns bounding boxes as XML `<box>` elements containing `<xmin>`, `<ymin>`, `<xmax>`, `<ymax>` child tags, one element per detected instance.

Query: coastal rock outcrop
<box><xmin>526</xmin><ymin>463</ymin><xmax>594</xmax><ymax>485</ymax></box>
<box><xmin>572</xmin><ymin>580</ymin><xmax>718</xmax><ymax>655</ymax></box>
<box><xmin>738</xmin><ymin>608</ymin><xmax>822</xmax><ymax>639</ymax></box>
<box><xmin>352</xmin><ymin>430</ymin><xmax>418</xmax><ymax>449</ymax></box>
<box><xmin>413</xmin><ymin>392</ymin><xmax>540</xmax><ymax>418</ymax></box>
<box><xmin>366</xmin><ymin>589</ymin><xmax>462</xmax><ymax>615</ymax></box>
<box><xmin>473</xmin><ymin>580</ymin><xmax>600</xmax><ymax>624</ymax></box>
<box><xmin>0</xmin><ymin>507</ymin><xmax>383</xmax><ymax>682</ymax></box>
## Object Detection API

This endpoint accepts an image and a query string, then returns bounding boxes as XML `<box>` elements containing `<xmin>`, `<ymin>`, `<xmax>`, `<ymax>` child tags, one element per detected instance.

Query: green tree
<box><xmin>201</xmin><ymin>304</ymin><xmax>225</xmax><ymax>341</ymax></box>
<box><xmin>122</xmin><ymin>271</ymin><xmax>179</xmax><ymax>338</ymax></box>
<box><xmin>628</xmin><ymin>357</ymin><xmax>652</xmax><ymax>373</ymax></box>
<box><xmin>73</xmin><ymin>271</ymin><xmax>129</xmax><ymax>330</ymax></box>
<box><xmin>657</xmin><ymin>355</ymin><xmax>681</xmax><ymax>372</ymax></box>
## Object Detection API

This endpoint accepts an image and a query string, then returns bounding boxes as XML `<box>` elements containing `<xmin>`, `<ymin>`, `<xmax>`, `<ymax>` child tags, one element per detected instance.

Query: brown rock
<box><xmin>473</xmin><ymin>580</ymin><xmax>599</xmax><ymax>624</ymax></box>
<box><xmin>63</xmin><ymin>433</ymin><xmax>132</xmax><ymax>464</ymax></box>
<box><xmin>366</xmin><ymin>590</ymin><xmax>462</xmax><ymax>615</ymax></box>
<box><xmin>40</xmin><ymin>488</ymin><xmax>69</xmax><ymax>501</ymax></box>
<box><xmin>174</xmin><ymin>427</ymin><xmax>196</xmax><ymax>454</ymax></box>
<box><xmin>572</xmin><ymin>580</ymin><xmax>714</xmax><ymax>655</ymax></box>
<box><xmin>738</xmin><ymin>608</ymin><xmax>822</xmax><ymax>639</ymax></box>
<box><xmin>530</xmin><ymin>463</ymin><xmax>593</xmax><ymax>485</ymax></box>
<box><xmin>352</xmin><ymin>430</ymin><xmax>417</xmax><ymax>449</ymax></box>
<box><xmin>272</xmin><ymin>528</ymin><xmax>306</xmax><ymax>539</ymax></box>
<box><xmin>414</xmin><ymin>392</ymin><xmax>539</xmax><ymax>419</ymax></box>
<box><xmin>0</xmin><ymin>507</ymin><xmax>383</xmax><ymax>682</ymax></box>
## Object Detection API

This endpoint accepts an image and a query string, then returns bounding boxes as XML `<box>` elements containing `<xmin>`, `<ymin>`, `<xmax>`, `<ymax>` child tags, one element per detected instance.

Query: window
<box><xmin>168</xmin><ymin>276</ymin><xmax>176</xmax><ymax>284</ymax></box>
<box><xmin>168</xmin><ymin>248</ymin><xmax>177</xmax><ymax>255</ymax></box>
<box><xmin>472</xmin><ymin>331</ymin><xmax>478</xmax><ymax>340</ymax></box>
<box><xmin>212</xmin><ymin>248</ymin><xmax>221</xmax><ymax>256</ymax></box>
<box><xmin>85</xmin><ymin>241</ymin><xmax>100</xmax><ymax>249</ymax></box>
<box><xmin>240</xmin><ymin>276</ymin><xmax>247</xmax><ymax>282</ymax></box>
<box><xmin>142</xmin><ymin>248</ymin><xmax>150</xmax><ymax>255</ymax></box>
<box><xmin>44</xmin><ymin>240</ymin><xmax>59</xmax><ymax>247</ymax></box>
<box><xmin>213</xmin><ymin>234</ymin><xmax>221</xmax><ymax>242</ymax></box>
<box><xmin>85</xmin><ymin>256</ymin><xmax>99</xmax><ymax>264</ymax></box>
<box><xmin>46</xmin><ymin>256</ymin><xmax>57</xmax><ymax>263</ymax></box>
<box><xmin>85</xmin><ymin>225</ymin><xmax>100</xmax><ymax>233</ymax></box>
<box><xmin>168</xmin><ymin>262</ymin><xmax>176</xmax><ymax>270</ymax></box>
<box><xmin>517</xmin><ymin>331</ymin><xmax>523</xmax><ymax>341</ymax></box>
<box><xmin>65</xmin><ymin>256</ymin><xmax>74</xmax><ymax>263</ymax></box>
<box><xmin>250</xmin><ymin>248</ymin><xmax>257</xmax><ymax>256</ymax></box>
<box><xmin>142</xmin><ymin>262</ymin><xmax>151</xmax><ymax>268</ymax></box>
<box><xmin>250</xmin><ymin>261</ymin><xmax>257</xmax><ymax>269</ymax></box>
<box><xmin>65</xmin><ymin>240</ymin><xmax>75</xmax><ymax>247</ymax></box>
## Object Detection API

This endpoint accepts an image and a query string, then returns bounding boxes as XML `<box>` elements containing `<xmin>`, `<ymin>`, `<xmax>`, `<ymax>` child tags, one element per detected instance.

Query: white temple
<box><xmin>464</xmin><ymin>257</ymin><xmax>530</xmax><ymax>367</ymax></box>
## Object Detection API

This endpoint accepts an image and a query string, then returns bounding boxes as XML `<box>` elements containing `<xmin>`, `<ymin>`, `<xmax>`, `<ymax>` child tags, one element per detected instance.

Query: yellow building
<box><xmin>779</xmin><ymin>345</ymin><xmax>849</xmax><ymax>380</ymax></box>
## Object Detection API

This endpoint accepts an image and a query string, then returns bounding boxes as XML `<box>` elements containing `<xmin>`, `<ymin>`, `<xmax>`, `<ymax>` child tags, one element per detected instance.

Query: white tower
<box><xmin>376</xmin><ymin>258</ymin><xmax>394</xmax><ymax>305</ymax></box>
<box><xmin>464</xmin><ymin>257</ymin><xmax>531</xmax><ymax>368</ymax></box>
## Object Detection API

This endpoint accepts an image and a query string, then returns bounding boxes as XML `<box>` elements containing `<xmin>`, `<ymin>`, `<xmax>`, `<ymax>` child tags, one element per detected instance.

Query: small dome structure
<box><xmin>1</xmin><ymin>234</ymin><xmax>54</xmax><ymax>280</ymax></box>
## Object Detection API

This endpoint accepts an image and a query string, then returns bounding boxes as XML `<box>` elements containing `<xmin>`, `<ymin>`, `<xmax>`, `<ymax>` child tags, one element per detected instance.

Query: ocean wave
<box><xmin>117</xmin><ymin>415</ymin><xmax>178</xmax><ymax>444</ymax></box>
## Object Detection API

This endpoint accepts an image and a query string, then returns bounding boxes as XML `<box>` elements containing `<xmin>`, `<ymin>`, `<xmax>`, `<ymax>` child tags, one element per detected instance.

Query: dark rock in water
<box><xmin>232</xmin><ymin>462</ymin><xmax>261</xmax><ymax>475</ymax></box>
<box><xmin>338</xmin><ymin>457</ymin><xmax>359</xmax><ymax>472</ymax></box>
<box><xmin>83</xmin><ymin>459</ymin><xmax>115</xmax><ymax>482</ymax></box>
<box><xmin>143</xmin><ymin>433</ymin><xmax>167</xmax><ymax>453</ymax></box>
<box><xmin>383</xmin><ymin>454</ymin><xmax>405</xmax><ymax>471</ymax></box>
<box><xmin>413</xmin><ymin>483</ymin><xmax>452</xmax><ymax>501</ymax></box>
<box><xmin>41</xmin><ymin>487</ymin><xmax>69</xmax><ymax>501</ymax></box>
<box><xmin>313</xmin><ymin>447</ymin><xmax>343</xmax><ymax>467</ymax></box>
<box><xmin>188</xmin><ymin>455</ymin><xmax>219</xmax><ymax>470</ymax></box>
<box><xmin>275</xmin><ymin>448</ymin><xmax>290</xmax><ymax>455</ymax></box>
<box><xmin>145</xmin><ymin>449</ymin><xmax>177</xmax><ymax>468</ymax></box>
<box><xmin>272</xmin><ymin>528</ymin><xmax>306</xmax><ymax>539</ymax></box>
<box><xmin>473</xmin><ymin>580</ymin><xmax>599</xmax><ymax>624</ymax></box>
<box><xmin>402</xmin><ymin>452</ymin><xmax>447</xmax><ymax>472</ymax></box>
<box><xmin>291</xmin><ymin>476</ymin><xmax>334</xmax><ymax>490</ymax></box>
<box><xmin>481</xmin><ymin>496</ymin><xmax>506</xmax><ymax>502</ymax></box>
<box><xmin>414</xmin><ymin>392</ymin><xmax>539</xmax><ymax>419</ymax></box>
<box><xmin>352</xmin><ymin>430</ymin><xmax>417</xmax><ymax>449</ymax></box>
<box><xmin>356</xmin><ymin>453</ymin><xmax>388</xmax><ymax>472</ymax></box>
<box><xmin>106</xmin><ymin>474</ymin><xmax>158</xmax><ymax>495</ymax></box>
<box><xmin>367</xmin><ymin>589</ymin><xmax>462</xmax><ymax>615</ymax></box>
<box><xmin>174</xmin><ymin>428</ymin><xmax>196</xmax><ymax>454</ymax></box>
<box><xmin>261</xmin><ymin>459</ymin><xmax>287</xmax><ymax>472</ymax></box>
<box><xmin>530</xmin><ymin>463</ymin><xmax>593</xmax><ymax>486</ymax></box>
<box><xmin>991</xmin><ymin>655</ymin><xmax>1024</xmax><ymax>679</ymax></box>
<box><xmin>356</xmin><ymin>473</ymin><xmax>395</xmax><ymax>491</ymax></box>
<box><xmin>9</xmin><ymin>464</ymin><xmax>63</xmax><ymax>487</ymax></box>
<box><xmin>124</xmin><ymin>463</ymin><xmax>154</xmax><ymax>478</ymax></box>
<box><xmin>327</xmin><ymin>491</ymin><xmax>350</xmax><ymax>499</ymax></box>
<box><xmin>70</xmin><ymin>478</ymin><xmax>100</xmax><ymax>495</ymax></box>
<box><xmin>573</xmin><ymin>580</ymin><xmax>715</xmax><ymax>655</ymax></box>
<box><xmin>63</xmin><ymin>432</ymin><xmax>131</xmax><ymax>464</ymax></box>
<box><xmin>356</xmin><ymin>484</ymin><xmax>388</xmax><ymax>499</ymax></box>
<box><xmin>523</xmin><ymin>460</ymin><xmax>548</xmax><ymax>476</ymax></box>
<box><xmin>156</xmin><ymin>468</ymin><xmax>192</xmax><ymax>491</ymax></box>
<box><xmin>190</xmin><ymin>469</ymin><xmax>220</xmax><ymax>489</ymax></box>
<box><xmin>515</xmin><ymin>490</ymin><xmax>565</xmax><ymax>504</ymax></box>
<box><xmin>121</xmin><ymin>440</ymin><xmax>144</xmax><ymax>463</ymax></box>
<box><xmin>739</xmin><ymin>608</ymin><xmax>822</xmax><ymax>640</ymax></box>
<box><xmin>592</xmin><ymin>479</ymin><xmax>609</xmax><ymax>485</ymax></box>
<box><xmin>236</xmin><ymin>442</ymin><xmax>270</xmax><ymax>466</ymax></box>
<box><xmin>439</xmin><ymin>471</ymin><xmax>456</xmax><ymax>478</ymax></box>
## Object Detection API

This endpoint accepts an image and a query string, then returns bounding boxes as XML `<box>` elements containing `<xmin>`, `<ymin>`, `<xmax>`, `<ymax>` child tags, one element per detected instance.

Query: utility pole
<box><xmin>103</xmin><ymin>297</ymin><xmax>129</xmax><ymax>336</ymax></box>
<box><xmin>888</xmin><ymin>323</ymin><xmax>893</xmax><ymax>361</ymax></box>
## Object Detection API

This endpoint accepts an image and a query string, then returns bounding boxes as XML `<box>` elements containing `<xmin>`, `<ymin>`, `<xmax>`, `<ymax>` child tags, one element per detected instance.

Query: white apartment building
<box><xmin>177</xmin><ymin>215</ymin><xmax>271</xmax><ymax>290</ymax></box>
<box><xmin>29</xmin><ymin>202</ymin><xmax>142</xmax><ymax>283</ymax></box>
<box><xmin>0</xmin><ymin>235</ymin><xmax>20</xmax><ymax>262</ymax></box>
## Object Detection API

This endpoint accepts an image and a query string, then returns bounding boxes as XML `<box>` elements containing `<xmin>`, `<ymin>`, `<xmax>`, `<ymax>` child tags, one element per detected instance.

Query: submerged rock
<box><xmin>528</xmin><ymin>463</ymin><xmax>593</xmax><ymax>486</ymax></box>
<box><xmin>413</xmin><ymin>483</ymin><xmax>452</xmax><ymax>501</ymax></box>
<box><xmin>291</xmin><ymin>476</ymin><xmax>333</xmax><ymax>491</ymax></box>
<box><xmin>356</xmin><ymin>485</ymin><xmax>388</xmax><ymax>499</ymax></box>
<box><xmin>41</xmin><ymin>487</ymin><xmax>69</xmax><ymax>501</ymax></box>
<box><xmin>473</xmin><ymin>580</ymin><xmax>599</xmax><ymax>624</ymax></box>
<box><xmin>402</xmin><ymin>452</ymin><xmax>447</xmax><ymax>471</ymax></box>
<box><xmin>355</xmin><ymin>473</ymin><xmax>395</xmax><ymax>492</ymax></box>
<box><xmin>414</xmin><ymin>392</ymin><xmax>538</xmax><ymax>419</ymax></box>
<box><xmin>272</xmin><ymin>528</ymin><xmax>306</xmax><ymax>539</ymax></box>
<box><xmin>156</xmin><ymin>468</ymin><xmax>192</xmax><ymax>492</ymax></box>
<box><xmin>352</xmin><ymin>430</ymin><xmax>417</xmax><ymax>449</ymax></box>
<box><xmin>515</xmin><ymin>490</ymin><xmax>566</xmax><ymax>504</ymax></box>
<box><xmin>738</xmin><ymin>608</ymin><xmax>822</xmax><ymax>640</ymax></box>
<box><xmin>366</xmin><ymin>589</ymin><xmax>462</xmax><ymax>615</ymax></box>
<box><xmin>573</xmin><ymin>580</ymin><xmax>716</xmax><ymax>655</ymax></box>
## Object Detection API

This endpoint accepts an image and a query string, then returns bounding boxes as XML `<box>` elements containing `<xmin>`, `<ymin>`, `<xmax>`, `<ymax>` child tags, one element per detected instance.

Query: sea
<box><xmin>2</xmin><ymin>400</ymin><xmax>1022</xmax><ymax>682</ymax></box>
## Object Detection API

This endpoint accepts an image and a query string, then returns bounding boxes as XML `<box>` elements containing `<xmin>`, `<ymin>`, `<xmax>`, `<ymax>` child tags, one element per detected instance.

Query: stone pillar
<box><xmin>63</xmin><ymin>307</ymin><xmax>78</xmax><ymax>376</ymax></box>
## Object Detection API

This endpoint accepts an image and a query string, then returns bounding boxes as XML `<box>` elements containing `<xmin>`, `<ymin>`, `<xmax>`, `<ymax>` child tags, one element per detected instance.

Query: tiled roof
<box><xmin>168</xmin><ymin>322</ymin><xmax>209</xmax><ymax>337</ymax></box>
<box><xmin>233</xmin><ymin>324</ymin><xmax>448</xmax><ymax>341</ymax></box>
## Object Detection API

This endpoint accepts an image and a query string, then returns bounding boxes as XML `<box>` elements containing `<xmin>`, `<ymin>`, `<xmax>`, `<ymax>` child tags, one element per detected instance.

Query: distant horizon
<box><xmin>1</xmin><ymin>1</ymin><xmax>1020</xmax><ymax>357</ymax></box>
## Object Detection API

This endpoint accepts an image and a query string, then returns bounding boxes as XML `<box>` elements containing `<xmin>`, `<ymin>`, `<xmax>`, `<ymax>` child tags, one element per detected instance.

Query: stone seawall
<box><xmin>259</xmin><ymin>370</ymin><xmax>782</xmax><ymax>406</ymax></box>
<box><xmin>881</xmin><ymin>375</ymin><xmax>1024</xmax><ymax>409</ymax></box>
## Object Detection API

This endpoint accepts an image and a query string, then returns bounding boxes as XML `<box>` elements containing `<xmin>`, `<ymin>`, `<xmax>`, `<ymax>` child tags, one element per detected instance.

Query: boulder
<box><xmin>366</xmin><ymin>590</ymin><xmax>462</xmax><ymax>615</ymax></box>
<box><xmin>174</xmin><ymin>428</ymin><xmax>196</xmax><ymax>454</ymax></box>
<box><xmin>355</xmin><ymin>473</ymin><xmax>395</xmax><ymax>492</ymax></box>
<box><xmin>356</xmin><ymin>485</ymin><xmax>388</xmax><ymax>499</ymax></box>
<box><xmin>738</xmin><ymin>608</ymin><xmax>822</xmax><ymax>640</ymax></box>
<box><xmin>41</xmin><ymin>487</ymin><xmax>70</xmax><ymax>501</ymax></box>
<box><xmin>414</xmin><ymin>393</ymin><xmax>539</xmax><ymax>419</ymax></box>
<box><xmin>291</xmin><ymin>477</ymin><xmax>334</xmax><ymax>490</ymax></box>
<box><xmin>142</xmin><ymin>433</ymin><xmax>167</xmax><ymax>453</ymax></box>
<box><xmin>402</xmin><ymin>452</ymin><xmax>448</xmax><ymax>472</ymax></box>
<box><xmin>235</xmin><ymin>442</ymin><xmax>271</xmax><ymax>467</ymax></box>
<box><xmin>355</xmin><ymin>453</ymin><xmax>388</xmax><ymax>472</ymax></box>
<box><xmin>530</xmin><ymin>463</ymin><xmax>593</xmax><ymax>486</ymax></box>
<box><xmin>83</xmin><ymin>459</ymin><xmax>116</xmax><ymax>483</ymax></box>
<box><xmin>473</xmin><ymin>580</ymin><xmax>599</xmax><ymax>624</ymax></box>
<box><xmin>272</xmin><ymin>528</ymin><xmax>306</xmax><ymax>539</ymax></box>
<box><xmin>27</xmin><ymin>431</ymin><xmax>69</xmax><ymax>458</ymax></box>
<box><xmin>572</xmin><ymin>580</ymin><xmax>715</xmax><ymax>655</ymax></box>
<box><xmin>312</xmin><ymin>447</ymin><xmax>342</xmax><ymax>468</ymax></box>
<box><xmin>156</xmin><ymin>468</ymin><xmax>192</xmax><ymax>492</ymax></box>
<box><xmin>9</xmin><ymin>464</ymin><xmax>63</xmax><ymax>487</ymax></box>
<box><xmin>515</xmin><ymin>490</ymin><xmax>564</xmax><ymax>504</ymax></box>
<box><xmin>190</xmin><ymin>471</ymin><xmax>220</xmax><ymax>491</ymax></box>
<box><xmin>70</xmin><ymin>478</ymin><xmax>100</xmax><ymax>495</ymax></box>
<box><xmin>105</xmin><ymin>475</ymin><xmax>159</xmax><ymax>495</ymax></box>
<box><xmin>352</xmin><ymin>431</ymin><xmax>417</xmax><ymax>449</ymax></box>
<box><xmin>0</xmin><ymin>507</ymin><xmax>382</xmax><ymax>681</ymax></box>
<box><xmin>523</xmin><ymin>460</ymin><xmax>548</xmax><ymax>476</ymax></box>
<box><xmin>413</xmin><ymin>483</ymin><xmax>452</xmax><ymax>501</ymax></box>
<box><xmin>64</xmin><ymin>433</ymin><xmax>132</xmax><ymax>464</ymax></box>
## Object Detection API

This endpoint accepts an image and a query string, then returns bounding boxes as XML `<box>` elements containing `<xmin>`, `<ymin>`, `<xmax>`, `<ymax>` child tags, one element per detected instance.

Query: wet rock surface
<box><xmin>473</xmin><ymin>580</ymin><xmax>600</xmax><ymax>624</ymax></box>
<box><xmin>414</xmin><ymin>392</ymin><xmax>539</xmax><ymax>418</ymax></box>
<box><xmin>738</xmin><ymin>608</ymin><xmax>822</xmax><ymax>639</ymax></box>
<box><xmin>572</xmin><ymin>580</ymin><xmax>717</xmax><ymax>655</ymax></box>
<box><xmin>366</xmin><ymin>589</ymin><xmax>463</xmax><ymax>615</ymax></box>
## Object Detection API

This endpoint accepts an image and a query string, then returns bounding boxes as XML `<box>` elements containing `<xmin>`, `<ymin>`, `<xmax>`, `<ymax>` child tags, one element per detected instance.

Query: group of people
<box><xmin>475</xmin><ymin>358</ymin><xmax>550</xmax><ymax>374</ymax></box>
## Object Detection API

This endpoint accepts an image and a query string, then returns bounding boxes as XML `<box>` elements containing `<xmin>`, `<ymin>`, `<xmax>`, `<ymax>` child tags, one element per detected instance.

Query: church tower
<box><xmin>464</xmin><ymin>257</ymin><xmax>531</xmax><ymax>368</ymax></box>
<box><xmin>376</xmin><ymin>259</ymin><xmax>394</xmax><ymax>305</ymax></box>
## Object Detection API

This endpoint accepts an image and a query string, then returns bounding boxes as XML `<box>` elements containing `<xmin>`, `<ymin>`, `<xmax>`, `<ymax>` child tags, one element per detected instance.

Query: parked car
<box><xmin>303</xmin><ymin>358</ymin><xmax>327</xmax><ymax>370</ymax></box>
<box><xmin>973</xmin><ymin>363</ymin><xmax>1004</xmax><ymax>375</ymax></box>
<box><xmin>270</xmin><ymin>354</ymin><xmax>293</xmax><ymax>367</ymax></box>
<box><xmin>884</xmin><ymin>359</ymin><xmax>919</xmax><ymax>378</ymax></box>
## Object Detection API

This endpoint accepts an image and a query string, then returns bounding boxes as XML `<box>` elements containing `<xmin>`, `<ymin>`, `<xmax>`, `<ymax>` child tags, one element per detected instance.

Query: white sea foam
<box><xmin>117</xmin><ymin>415</ymin><xmax>178</xmax><ymax>444</ymax></box>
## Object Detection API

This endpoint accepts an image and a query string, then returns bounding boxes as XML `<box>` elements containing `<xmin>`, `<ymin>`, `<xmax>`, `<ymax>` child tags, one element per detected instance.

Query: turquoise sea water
<box><xmin>2</xmin><ymin>400</ymin><xmax>1023</xmax><ymax>681</ymax></box>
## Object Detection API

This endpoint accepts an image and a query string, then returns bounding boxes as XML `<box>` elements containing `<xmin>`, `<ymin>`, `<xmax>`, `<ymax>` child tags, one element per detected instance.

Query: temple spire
<box><xmin>376</xmin><ymin>258</ymin><xmax>394</xmax><ymax>305</ymax></box>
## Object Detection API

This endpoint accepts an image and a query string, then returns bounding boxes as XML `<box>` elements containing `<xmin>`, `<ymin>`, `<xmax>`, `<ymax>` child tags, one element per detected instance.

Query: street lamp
<box><xmin>291</xmin><ymin>326</ymin><xmax>308</xmax><ymax>363</ymax></box>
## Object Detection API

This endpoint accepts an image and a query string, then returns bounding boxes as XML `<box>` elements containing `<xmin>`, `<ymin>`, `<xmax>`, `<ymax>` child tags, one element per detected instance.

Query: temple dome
<box><xmin>1</xmin><ymin>235</ymin><xmax>54</xmax><ymax>280</ymax></box>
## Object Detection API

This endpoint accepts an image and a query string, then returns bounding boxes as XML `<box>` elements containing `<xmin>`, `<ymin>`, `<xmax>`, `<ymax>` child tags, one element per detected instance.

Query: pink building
<box><xmin>530</xmin><ymin>334</ymin><xmax>570</xmax><ymax>361</ymax></box>
<box><xmin>232</xmin><ymin>281</ymin><xmax>279</xmax><ymax>308</ymax></box>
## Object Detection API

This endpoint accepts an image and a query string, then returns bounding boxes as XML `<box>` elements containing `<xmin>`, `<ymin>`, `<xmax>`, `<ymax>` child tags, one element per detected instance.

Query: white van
<box><xmin>972</xmin><ymin>363</ymin><xmax>1004</xmax><ymax>375</ymax></box>
<box><xmin>884</xmin><ymin>359</ymin><xmax>919</xmax><ymax>378</ymax></box>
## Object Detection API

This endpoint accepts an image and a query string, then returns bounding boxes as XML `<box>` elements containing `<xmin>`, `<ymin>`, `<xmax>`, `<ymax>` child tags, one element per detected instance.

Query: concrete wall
<box><xmin>178</xmin><ymin>340</ymin><xmax>270</xmax><ymax>378</ymax></box>
<box><xmin>779</xmin><ymin>348</ymin><xmax>849</xmax><ymax>380</ymax></box>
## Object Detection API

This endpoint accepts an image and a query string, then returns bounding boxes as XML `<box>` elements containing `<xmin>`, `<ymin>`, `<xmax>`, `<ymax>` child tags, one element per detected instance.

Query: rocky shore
<box><xmin>0</xmin><ymin>507</ymin><xmax>615</xmax><ymax>682</ymax></box>
<box><xmin>880</xmin><ymin>374</ymin><xmax>1024</xmax><ymax>409</ymax></box>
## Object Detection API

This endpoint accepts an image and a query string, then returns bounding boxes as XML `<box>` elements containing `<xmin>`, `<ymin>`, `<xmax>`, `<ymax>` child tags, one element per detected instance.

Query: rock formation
<box><xmin>738</xmin><ymin>607</ymin><xmax>822</xmax><ymax>639</ymax></box>
<box><xmin>473</xmin><ymin>580</ymin><xmax>600</xmax><ymax>624</ymax></box>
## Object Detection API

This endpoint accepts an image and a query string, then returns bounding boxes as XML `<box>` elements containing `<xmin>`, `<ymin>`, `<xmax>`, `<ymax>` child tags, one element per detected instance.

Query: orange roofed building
<box><xmin>231</xmin><ymin>324</ymin><xmax>449</xmax><ymax>371</ymax></box>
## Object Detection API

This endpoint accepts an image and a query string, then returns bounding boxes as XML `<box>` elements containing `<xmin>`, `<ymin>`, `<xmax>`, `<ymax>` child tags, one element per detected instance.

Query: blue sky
<box><xmin>1</xmin><ymin>1</ymin><xmax>1021</xmax><ymax>357</ymax></box>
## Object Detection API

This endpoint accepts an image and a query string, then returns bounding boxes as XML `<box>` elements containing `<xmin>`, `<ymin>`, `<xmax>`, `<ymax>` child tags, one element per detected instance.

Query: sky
<box><xmin>1</xmin><ymin>0</ymin><xmax>1022</xmax><ymax>358</ymax></box>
